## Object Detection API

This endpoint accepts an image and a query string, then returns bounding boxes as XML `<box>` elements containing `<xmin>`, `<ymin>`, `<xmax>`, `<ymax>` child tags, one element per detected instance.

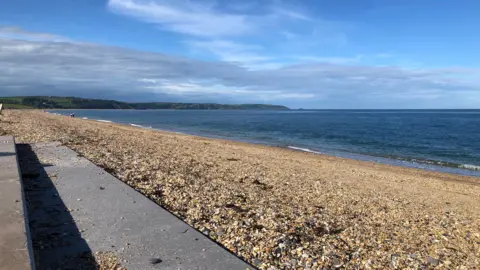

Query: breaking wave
<box><xmin>129</xmin><ymin>123</ymin><xmax>152</xmax><ymax>129</ymax></box>
<box><xmin>287</xmin><ymin>146</ymin><xmax>323</xmax><ymax>155</ymax></box>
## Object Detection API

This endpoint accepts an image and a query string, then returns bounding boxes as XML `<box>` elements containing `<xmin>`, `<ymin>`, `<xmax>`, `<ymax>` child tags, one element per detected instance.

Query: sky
<box><xmin>0</xmin><ymin>0</ymin><xmax>479</xmax><ymax>108</ymax></box>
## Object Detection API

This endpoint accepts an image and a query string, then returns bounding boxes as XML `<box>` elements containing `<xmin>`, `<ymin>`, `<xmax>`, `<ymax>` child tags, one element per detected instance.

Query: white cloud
<box><xmin>0</xmin><ymin>43</ymin><xmax>40</xmax><ymax>53</ymax></box>
<box><xmin>107</xmin><ymin>0</ymin><xmax>316</xmax><ymax>38</ymax></box>
<box><xmin>140</xmin><ymin>78</ymin><xmax>311</xmax><ymax>100</ymax></box>
<box><xmin>0</xmin><ymin>28</ymin><xmax>479</xmax><ymax>108</ymax></box>
<box><xmin>108</xmin><ymin>0</ymin><xmax>252</xmax><ymax>37</ymax></box>
<box><xmin>0</xmin><ymin>26</ymin><xmax>70</xmax><ymax>42</ymax></box>
<box><xmin>270</xmin><ymin>7</ymin><xmax>312</xmax><ymax>21</ymax></box>
<box><xmin>187</xmin><ymin>40</ymin><xmax>273</xmax><ymax>68</ymax></box>
<box><xmin>294</xmin><ymin>55</ymin><xmax>364</xmax><ymax>65</ymax></box>
<box><xmin>106</xmin><ymin>0</ymin><xmax>354</xmax><ymax>70</ymax></box>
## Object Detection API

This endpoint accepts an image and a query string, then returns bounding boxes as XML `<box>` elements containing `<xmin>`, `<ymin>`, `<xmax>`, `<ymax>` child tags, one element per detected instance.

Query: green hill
<box><xmin>0</xmin><ymin>96</ymin><xmax>289</xmax><ymax>110</ymax></box>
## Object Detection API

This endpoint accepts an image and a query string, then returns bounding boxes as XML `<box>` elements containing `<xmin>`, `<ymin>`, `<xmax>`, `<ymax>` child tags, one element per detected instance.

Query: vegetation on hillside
<box><xmin>0</xmin><ymin>96</ymin><xmax>289</xmax><ymax>110</ymax></box>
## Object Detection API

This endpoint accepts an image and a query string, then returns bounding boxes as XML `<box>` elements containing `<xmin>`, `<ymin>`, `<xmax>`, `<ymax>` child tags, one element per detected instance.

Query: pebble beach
<box><xmin>1</xmin><ymin>110</ymin><xmax>479</xmax><ymax>269</ymax></box>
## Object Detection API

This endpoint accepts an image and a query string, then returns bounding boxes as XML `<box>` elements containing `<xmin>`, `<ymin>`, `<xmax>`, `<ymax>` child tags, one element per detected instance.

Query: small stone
<box><xmin>253</xmin><ymin>259</ymin><xmax>262</xmax><ymax>266</ymax></box>
<box><xmin>274</xmin><ymin>247</ymin><xmax>281</xmax><ymax>257</ymax></box>
<box><xmin>149</xmin><ymin>258</ymin><xmax>162</xmax><ymax>265</ymax></box>
<box><xmin>427</xmin><ymin>256</ymin><xmax>440</xmax><ymax>266</ymax></box>
<box><xmin>331</xmin><ymin>258</ymin><xmax>343</xmax><ymax>268</ymax></box>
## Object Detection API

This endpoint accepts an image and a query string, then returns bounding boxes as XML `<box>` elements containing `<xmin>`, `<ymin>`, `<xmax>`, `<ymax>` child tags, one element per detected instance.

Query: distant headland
<box><xmin>0</xmin><ymin>96</ymin><xmax>289</xmax><ymax>110</ymax></box>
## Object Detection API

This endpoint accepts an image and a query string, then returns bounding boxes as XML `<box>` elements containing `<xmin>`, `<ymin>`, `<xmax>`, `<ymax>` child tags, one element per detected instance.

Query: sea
<box><xmin>48</xmin><ymin>109</ymin><xmax>480</xmax><ymax>177</ymax></box>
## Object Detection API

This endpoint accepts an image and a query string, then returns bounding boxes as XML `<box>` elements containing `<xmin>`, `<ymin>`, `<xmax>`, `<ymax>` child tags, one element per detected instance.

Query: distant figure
<box><xmin>70</xmin><ymin>113</ymin><xmax>75</xmax><ymax>118</ymax></box>
<box><xmin>0</xmin><ymin>103</ymin><xmax>3</xmax><ymax>115</ymax></box>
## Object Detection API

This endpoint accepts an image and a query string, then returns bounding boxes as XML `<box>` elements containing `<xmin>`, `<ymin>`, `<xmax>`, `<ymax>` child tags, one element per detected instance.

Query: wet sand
<box><xmin>1</xmin><ymin>110</ymin><xmax>479</xmax><ymax>269</ymax></box>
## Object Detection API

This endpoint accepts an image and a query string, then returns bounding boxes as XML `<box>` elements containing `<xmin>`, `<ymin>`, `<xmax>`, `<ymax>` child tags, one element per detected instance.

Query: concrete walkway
<box><xmin>18</xmin><ymin>142</ymin><xmax>252</xmax><ymax>270</ymax></box>
<box><xmin>0</xmin><ymin>136</ymin><xmax>33</xmax><ymax>270</ymax></box>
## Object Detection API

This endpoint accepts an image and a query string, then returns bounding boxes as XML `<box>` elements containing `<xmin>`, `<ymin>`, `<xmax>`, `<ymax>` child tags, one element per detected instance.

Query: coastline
<box><xmin>1</xmin><ymin>110</ymin><xmax>479</xmax><ymax>269</ymax></box>
<box><xmin>48</xmin><ymin>110</ymin><xmax>480</xmax><ymax>177</ymax></box>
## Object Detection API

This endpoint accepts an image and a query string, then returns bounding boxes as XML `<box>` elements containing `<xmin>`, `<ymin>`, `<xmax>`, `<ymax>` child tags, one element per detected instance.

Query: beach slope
<box><xmin>1</xmin><ymin>110</ymin><xmax>479</xmax><ymax>269</ymax></box>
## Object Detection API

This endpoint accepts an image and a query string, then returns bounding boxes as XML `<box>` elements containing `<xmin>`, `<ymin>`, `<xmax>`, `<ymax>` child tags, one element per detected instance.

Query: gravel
<box><xmin>1</xmin><ymin>110</ymin><xmax>479</xmax><ymax>269</ymax></box>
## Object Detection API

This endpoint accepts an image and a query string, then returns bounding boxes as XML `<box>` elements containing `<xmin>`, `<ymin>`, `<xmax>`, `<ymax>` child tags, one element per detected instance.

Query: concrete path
<box><xmin>0</xmin><ymin>136</ymin><xmax>33</xmax><ymax>270</ymax></box>
<box><xmin>17</xmin><ymin>142</ymin><xmax>252</xmax><ymax>270</ymax></box>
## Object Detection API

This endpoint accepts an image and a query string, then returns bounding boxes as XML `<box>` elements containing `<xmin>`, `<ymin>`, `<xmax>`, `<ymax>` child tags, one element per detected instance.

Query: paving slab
<box><xmin>18</xmin><ymin>142</ymin><xmax>252</xmax><ymax>270</ymax></box>
<box><xmin>0</xmin><ymin>136</ymin><xmax>34</xmax><ymax>270</ymax></box>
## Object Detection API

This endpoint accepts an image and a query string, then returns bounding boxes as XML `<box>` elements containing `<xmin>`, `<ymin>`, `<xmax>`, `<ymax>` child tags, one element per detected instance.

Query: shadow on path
<box><xmin>0</xmin><ymin>152</ymin><xmax>15</xmax><ymax>157</ymax></box>
<box><xmin>17</xmin><ymin>144</ymin><xmax>99</xmax><ymax>270</ymax></box>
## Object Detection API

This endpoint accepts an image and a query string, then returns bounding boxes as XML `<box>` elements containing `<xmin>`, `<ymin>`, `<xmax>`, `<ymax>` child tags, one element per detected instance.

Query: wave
<box><xmin>396</xmin><ymin>159</ymin><xmax>480</xmax><ymax>172</ymax></box>
<box><xmin>460</xmin><ymin>164</ymin><xmax>480</xmax><ymax>171</ymax></box>
<box><xmin>96</xmin><ymin>119</ymin><xmax>113</xmax><ymax>123</ymax></box>
<box><xmin>82</xmin><ymin>117</ymin><xmax>88</xmax><ymax>120</ymax></box>
<box><xmin>129</xmin><ymin>123</ymin><xmax>152</xmax><ymax>129</ymax></box>
<box><xmin>386</xmin><ymin>156</ymin><xmax>480</xmax><ymax>171</ymax></box>
<box><xmin>287</xmin><ymin>146</ymin><xmax>323</xmax><ymax>155</ymax></box>
<box><xmin>287</xmin><ymin>146</ymin><xmax>480</xmax><ymax>173</ymax></box>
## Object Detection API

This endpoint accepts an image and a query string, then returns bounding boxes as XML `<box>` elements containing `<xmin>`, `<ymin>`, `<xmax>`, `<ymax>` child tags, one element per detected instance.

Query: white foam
<box><xmin>130</xmin><ymin>123</ymin><xmax>153</xmax><ymax>129</ymax></box>
<box><xmin>460</xmin><ymin>164</ymin><xmax>480</xmax><ymax>171</ymax></box>
<box><xmin>82</xmin><ymin>117</ymin><xmax>88</xmax><ymax>120</ymax></box>
<box><xmin>288</xmin><ymin>146</ymin><xmax>322</xmax><ymax>155</ymax></box>
<box><xmin>97</xmin><ymin>119</ymin><xmax>113</xmax><ymax>123</ymax></box>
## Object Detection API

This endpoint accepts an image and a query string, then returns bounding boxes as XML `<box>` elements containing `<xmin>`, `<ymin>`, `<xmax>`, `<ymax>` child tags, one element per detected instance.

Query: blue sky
<box><xmin>0</xmin><ymin>0</ymin><xmax>479</xmax><ymax>108</ymax></box>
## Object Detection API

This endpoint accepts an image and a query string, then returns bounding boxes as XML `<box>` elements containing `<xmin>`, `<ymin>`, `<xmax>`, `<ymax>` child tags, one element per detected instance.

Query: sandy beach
<box><xmin>1</xmin><ymin>110</ymin><xmax>479</xmax><ymax>269</ymax></box>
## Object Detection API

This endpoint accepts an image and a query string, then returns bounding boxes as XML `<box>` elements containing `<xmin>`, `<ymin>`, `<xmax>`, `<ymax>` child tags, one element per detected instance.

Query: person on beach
<box><xmin>0</xmin><ymin>103</ymin><xmax>3</xmax><ymax>115</ymax></box>
<box><xmin>70</xmin><ymin>113</ymin><xmax>75</xmax><ymax>118</ymax></box>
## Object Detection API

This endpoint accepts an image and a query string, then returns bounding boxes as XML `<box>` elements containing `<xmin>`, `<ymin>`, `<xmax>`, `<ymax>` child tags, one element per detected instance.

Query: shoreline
<box><xmin>41</xmin><ymin>110</ymin><xmax>480</xmax><ymax>192</ymax></box>
<box><xmin>2</xmin><ymin>110</ymin><xmax>479</xmax><ymax>269</ymax></box>
<box><xmin>49</xmin><ymin>110</ymin><xmax>480</xmax><ymax>177</ymax></box>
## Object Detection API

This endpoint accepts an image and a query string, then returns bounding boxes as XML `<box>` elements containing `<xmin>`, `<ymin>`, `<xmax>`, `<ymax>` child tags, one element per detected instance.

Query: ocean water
<box><xmin>49</xmin><ymin>109</ymin><xmax>480</xmax><ymax>176</ymax></box>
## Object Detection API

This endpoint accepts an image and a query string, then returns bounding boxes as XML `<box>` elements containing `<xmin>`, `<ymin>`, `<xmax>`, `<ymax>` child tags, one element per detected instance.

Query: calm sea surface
<box><xmin>49</xmin><ymin>110</ymin><xmax>480</xmax><ymax>176</ymax></box>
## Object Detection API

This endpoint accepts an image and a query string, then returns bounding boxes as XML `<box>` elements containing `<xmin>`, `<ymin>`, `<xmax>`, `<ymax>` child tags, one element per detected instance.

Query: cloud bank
<box><xmin>0</xmin><ymin>26</ymin><xmax>479</xmax><ymax>108</ymax></box>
